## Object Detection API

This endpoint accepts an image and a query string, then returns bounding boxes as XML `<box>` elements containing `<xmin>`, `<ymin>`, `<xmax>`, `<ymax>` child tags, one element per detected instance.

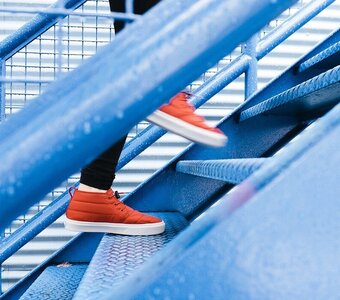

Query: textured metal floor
<box><xmin>19</xmin><ymin>264</ymin><xmax>87</xmax><ymax>300</ymax></box>
<box><xmin>73</xmin><ymin>212</ymin><xmax>188</xmax><ymax>300</ymax></box>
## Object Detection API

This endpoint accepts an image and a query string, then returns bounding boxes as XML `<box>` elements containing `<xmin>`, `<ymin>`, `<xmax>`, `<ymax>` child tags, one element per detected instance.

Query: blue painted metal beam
<box><xmin>0</xmin><ymin>0</ymin><xmax>297</xmax><ymax>230</ymax></box>
<box><xmin>239</xmin><ymin>66</ymin><xmax>340</xmax><ymax>121</ymax></box>
<box><xmin>0</xmin><ymin>0</ymin><xmax>86</xmax><ymax>61</ymax></box>
<box><xmin>176</xmin><ymin>158</ymin><xmax>268</xmax><ymax>184</ymax></box>
<box><xmin>256</xmin><ymin>0</ymin><xmax>336</xmax><ymax>60</ymax></box>
<box><xmin>0</xmin><ymin>60</ymin><xmax>5</xmax><ymax>122</ymax></box>
<box><xmin>104</xmin><ymin>103</ymin><xmax>340</xmax><ymax>300</ymax></box>
<box><xmin>242</xmin><ymin>34</ymin><xmax>258</xmax><ymax>99</ymax></box>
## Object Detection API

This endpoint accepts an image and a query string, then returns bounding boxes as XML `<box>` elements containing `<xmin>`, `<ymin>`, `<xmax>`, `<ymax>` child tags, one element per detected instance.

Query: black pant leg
<box><xmin>80</xmin><ymin>136</ymin><xmax>127</xmax><ymax>190</ymax></box>
<box><xmin>80</xmin><ymin>0</ymin><xmax>162</xmax><ymax>190</ymax></box>
<box><xmin>108</xmin><ymin>0</ymin><xmax>126</xmax><ymax>32</ymax></box>
<box><xmin>109</xmin><ymin>0</ymin><xmax>162</xmax><ymax>32</ymax></box>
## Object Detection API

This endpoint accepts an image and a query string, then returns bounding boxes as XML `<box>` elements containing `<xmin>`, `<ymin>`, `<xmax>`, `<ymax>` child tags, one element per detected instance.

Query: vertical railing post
<box><xmin>125</xmin><ymin>0</ymin><xmax>134</xmax><ymax>14</ymax></box>
<box><xmin>0</xmin><ymin>59</ymin><xmax>5</xmax><ymax>122</ymax></box>
<box><xmin>0</xmin><ymin>231</ymin><xmax>3</xmax><ymax>295</ymax></box>
<box><xmin>242</xmin><ymin>33</ymin><xmax>259</xmax><ymax>99</ymax></box>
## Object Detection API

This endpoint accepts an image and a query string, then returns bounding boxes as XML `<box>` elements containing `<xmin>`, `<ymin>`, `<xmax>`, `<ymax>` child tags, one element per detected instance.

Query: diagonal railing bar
<box><xmin>256</xmin><ymin>0</ymin><xmax>336</xmax><ymax>59</ymax></box>
<box><xmin>0</xmin><ymin>7</ymin><xmax>139</xmax><ymax>21</ymax></box>
<box><xmin>0</xmin><ymin>0</ymin><xmax>297</xmax><ymax>230</ymax></box>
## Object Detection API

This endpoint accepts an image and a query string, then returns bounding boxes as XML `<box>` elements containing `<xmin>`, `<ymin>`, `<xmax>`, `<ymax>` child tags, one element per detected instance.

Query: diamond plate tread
<box><xmin>176</xmin><ymin>158</ymin><xmax>268</xmax><ymax>184</ymax></box>
<box><xmin>240</xmin><ymin>65</ymin><xmax>340</xmax><ymax>121</ymax></box>
<box><xmin>73</xmin><ymin>212</ymin><xmax>188</xmax><ymax>300</ymax></box>
<box><xmin>19</xmin><ymin>264</ymin><xmax>87</xmax><ymax>300</ymax></box>
<box><xmin>299</xmin><ymin>41</ymin><xmax>340</xmax><ymax>72</ymax></box>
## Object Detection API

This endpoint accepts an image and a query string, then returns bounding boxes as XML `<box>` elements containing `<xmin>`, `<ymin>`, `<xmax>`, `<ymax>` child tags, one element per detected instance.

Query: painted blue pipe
<box><xmin>0</xmin><ymin>60</ymin><xmax>5</xmax><ymax>122</ymax></box>
<box><xmin>0</xmin><ymin>0</ymin><xmax>297</xmax><ymax>230</ymax></box>
<box><xmin>242</xmin><ymin>34</ymin><xmax>258</xmax><ymax>99</ymax></box>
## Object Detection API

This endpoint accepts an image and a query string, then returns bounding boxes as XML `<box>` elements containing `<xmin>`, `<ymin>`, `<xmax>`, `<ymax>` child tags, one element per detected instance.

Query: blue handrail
<box><xmin>0</xmin><ymin>0</ymin><xmax>336</xmax><ymax>264</ymax></box>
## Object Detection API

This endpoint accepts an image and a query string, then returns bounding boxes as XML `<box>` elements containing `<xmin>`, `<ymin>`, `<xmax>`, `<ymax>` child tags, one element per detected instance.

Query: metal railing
<box><xmin>0</xmin><ymin>0</ymin><xmax>337</xmax><ymax>293</ymax></box>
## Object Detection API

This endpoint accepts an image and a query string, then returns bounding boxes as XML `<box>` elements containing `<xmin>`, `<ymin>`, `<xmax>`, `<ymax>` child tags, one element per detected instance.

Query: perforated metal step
<box><xmin>299</xmin><ymin>41</ymin><xmax>340</xmax><ymax>72</ymax></box>
<box><xmin>19</xmin><ymin>264</ymin><xmax>87</xmax><ymax>300</ymax></box>
<box><xmin>239</xmin><ymin>65</ymin><xmax>340</xmax><ymax>121</ymax></box>
<box><xmin>176</xmin><ymin>158</ymin><xmax>268</xmax><ymax>184</ymax></box>
<box><xmin>73</xmin><ymin>212</ymin><xmax>188</xmax><ymax>300</ymax></box>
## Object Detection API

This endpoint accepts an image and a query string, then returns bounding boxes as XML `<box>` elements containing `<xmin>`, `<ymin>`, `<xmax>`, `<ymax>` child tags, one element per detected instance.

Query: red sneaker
<box><xmin>64</xmin><ymin>189</ymin><xmax>165</xmax><ymax>235</ymax></box>
<box><xmin>147</xmin><ymin>92</ymin><xmax>227</xmax><ymax>147</ymax></box>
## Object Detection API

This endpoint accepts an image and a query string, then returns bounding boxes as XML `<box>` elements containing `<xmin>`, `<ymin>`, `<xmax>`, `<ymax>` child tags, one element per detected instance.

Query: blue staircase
<box><xmin>0</xmin><ymin>0</ymin><xmax>339</xmax><ymax>299</ymax></box>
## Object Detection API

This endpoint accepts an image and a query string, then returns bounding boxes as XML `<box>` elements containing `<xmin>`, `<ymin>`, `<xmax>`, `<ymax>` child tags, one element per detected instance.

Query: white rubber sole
<box><xmin>64</xmin><ymin>217</ymin><xmax>165</xmax><ymax>236</ymax></box>
<box><xmin>147</xmin><ymin>110</ymin><xmax>227</xmax><ymax>147</ymax></box>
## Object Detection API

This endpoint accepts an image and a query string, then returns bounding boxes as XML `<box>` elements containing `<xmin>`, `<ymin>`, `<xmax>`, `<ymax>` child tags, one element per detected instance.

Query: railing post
<box><xmin>242</xmin><ymin>34</ymin><xmax>259</xmax><ymax>99</ymax></box>
<box><xmin>0</xmin><ymin>59</ymin><xmax>5</xmax><ymax>122</ymax></box>
<box><xmin>0</xmin><ymin>230</ymin><xmax>3</xmax><ymax>295</ymax></box>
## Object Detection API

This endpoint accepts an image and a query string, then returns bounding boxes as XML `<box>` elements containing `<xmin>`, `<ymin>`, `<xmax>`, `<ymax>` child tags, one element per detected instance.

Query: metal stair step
<box><xmin>239</xmin><ymin>65</ymin><xmax>340</xmax><ymax>121</ymax></box>
<box><xmin>176</xmin><ymin>158</ymin><xmax>268</xmax><ymax>184</ymax></box>
<box><xmin>73</xmin><ymin>212</ymin><xmax>188</xmax><ymax>300</ymax></box>
<box><xmin>19</xmin><ymin>264</ymin><xmax>87</xmax><ymax>300</ymax></box>
<box><xmin>298</xmin><ymin>40</ymin><xmax>340</xmax><ymax>72</ymax></box>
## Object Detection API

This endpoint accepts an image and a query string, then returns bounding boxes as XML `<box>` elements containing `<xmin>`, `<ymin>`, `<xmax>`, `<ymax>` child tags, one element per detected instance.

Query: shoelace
<box><xmin>108</xmin><ymin>191</ymin><xmax>129</xmax><ymax>212</ymax></box>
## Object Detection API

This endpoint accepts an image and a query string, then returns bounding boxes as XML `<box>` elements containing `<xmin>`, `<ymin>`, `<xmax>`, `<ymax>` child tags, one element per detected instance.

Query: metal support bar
<box><xmin>0</xmin><ymin>0</ymin><xmax>297</xmax><ymax>230</ymax></box>
<box><xmin>242</xmin><ymin>34</ymin><xmax>258</xmax><ymax>99</ymax></box>
<box><xmin>0</xmin><ymin>230</ymin><xmax>3</xmax><ymax>295</ymax></box>
<box><xmin>0</xmin><ymin>60</ymin><xmax>5</xmax><ymax>122</ymax></box>
<box><xmin>0</xmin><ymin>7</ymin><xmax>139</xmax><ymax>21</ymax></box>
<box><xmin>256</xmin><ymin>0</ymin><xmax>336</xmax><ymax>60</ymax></box>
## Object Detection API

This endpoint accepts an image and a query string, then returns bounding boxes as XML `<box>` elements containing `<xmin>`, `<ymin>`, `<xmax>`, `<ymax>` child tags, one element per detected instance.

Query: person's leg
<box><xmin>65</xmin><ymin>0</ymin><xmax>165</xmax><ymax>236</ymax></box>
<box><xmin>79</xmin><ymin>136</ymin><xmax>126</xmax><ymax>191</ymax></box>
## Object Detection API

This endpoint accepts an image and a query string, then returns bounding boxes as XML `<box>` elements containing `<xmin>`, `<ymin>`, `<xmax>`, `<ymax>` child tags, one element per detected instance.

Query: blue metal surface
<box><xmin>104</xmin><ymin>103</ymin><xmax>340</xmax><ymax>300</ymax></box>
<box><xmin>0</xmin><ymin>60</ymin><xmax>4</xmax><ymax>122</ymax></box>
<box><xmin>0</xmin><ymin>231</ymin><xmax>3</xmax><ymax>295</ymax></box>
<box><xmin>256</xmin><ymin>0</ymin><xmax>336</xmax><ymax>60</ymax></box>
<box><xmin>0</xmin><ymin>0</ymin><xmax>297</xmax><ymax>230</ymax></box>
<box><xmin>19</xmin><ymin>264</ymin><xmax>87</xmax><ymax>300</ymax></box>
<box><xmin>298</xmin><ymin>41</ymin><xmax>340</xmax><ymax>73</ymax></box>
<box><xmin>0</xmin><ymin>7</ymin><xmax>138</xmax><ymax>22</ymax></box>
<box><xmin>239</xmin><ymin>65</ymin><xmax>340</xmax><ymax>121</ymax></box>
<box><xmin>176</xmin><ymin>158</ymin><xmax>268</xmax><ymax>184</ymax></box>
<box><xmin>242</xmin><ymin>34</ymin><xmax>258</xmax><ymax>99</ymax></box>
<box><xmin>74</xmin><ymin>212</ymin><xmax>188</xmax><ymax>300</ymax></box>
